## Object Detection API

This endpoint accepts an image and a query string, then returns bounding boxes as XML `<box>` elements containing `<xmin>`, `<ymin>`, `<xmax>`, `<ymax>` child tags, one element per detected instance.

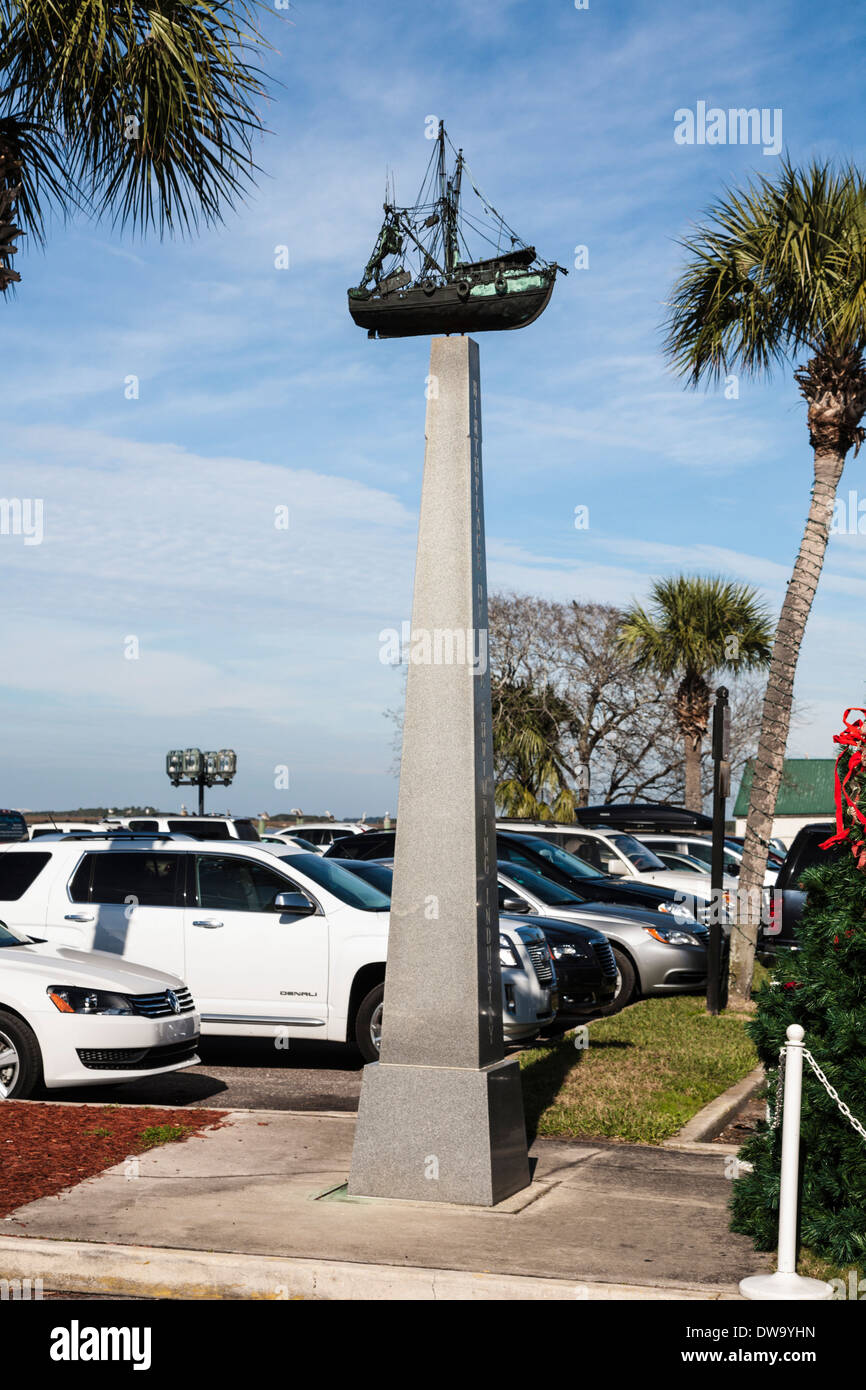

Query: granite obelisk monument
<box><xmin>348</xmin><ymin>336</ymin><xmax>530</xmax><ymax>1206</ymax></box>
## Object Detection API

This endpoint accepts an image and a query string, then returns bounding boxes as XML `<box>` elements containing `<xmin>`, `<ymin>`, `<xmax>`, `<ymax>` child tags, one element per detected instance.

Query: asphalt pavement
<box><xmin>47</xmin><ymin>1038</ymin><xmax>366</xmax><ymax>1112</ymax></box>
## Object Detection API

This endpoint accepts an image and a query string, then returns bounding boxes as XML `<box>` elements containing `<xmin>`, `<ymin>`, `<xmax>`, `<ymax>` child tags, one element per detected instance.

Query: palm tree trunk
<box><xmin>684</xmin><ymin>735</ymin><xmax>703</xmax><ymax>812</ymax></box>
<box><xmin>730</xmin><ymin>443</ymin><xmax>846</xmax><ymax>1001</ymax></box>
<box><xmin>676</xmin><ymin>672</ymin><xmax>710</xmax><ymax>812</ymax></box>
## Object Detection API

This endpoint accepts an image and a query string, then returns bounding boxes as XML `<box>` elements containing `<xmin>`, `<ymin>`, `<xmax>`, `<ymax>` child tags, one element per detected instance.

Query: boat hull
<box><xmin>348</xmin><ymin>271</ymin><xmax>556</xmax><ymax>339</ymax></box>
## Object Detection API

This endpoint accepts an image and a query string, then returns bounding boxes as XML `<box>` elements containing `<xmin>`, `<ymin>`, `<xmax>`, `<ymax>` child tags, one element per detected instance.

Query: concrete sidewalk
<box><xmin>0</xmin><ymin>1110</ymin><xmax>770</xmax><ymax>1299</ymax></box>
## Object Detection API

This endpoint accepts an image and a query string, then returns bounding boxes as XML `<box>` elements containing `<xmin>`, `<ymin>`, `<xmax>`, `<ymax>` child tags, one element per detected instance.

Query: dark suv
<box><xmin>759</xmin><ymin>822</ymin><xmax>840</xmax><ymax>957</ymax></box>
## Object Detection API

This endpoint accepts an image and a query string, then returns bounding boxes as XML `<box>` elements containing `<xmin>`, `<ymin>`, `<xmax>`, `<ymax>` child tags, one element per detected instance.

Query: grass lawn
<box><xmin>518</xmin><ymin>994</ymin><xmax>759</xmax><ymax>1146</ymax></box>
<box><xmin>798</xmin><ymin>1249</ymin><xmax>864</xmax><ymax>1296</ymax></box>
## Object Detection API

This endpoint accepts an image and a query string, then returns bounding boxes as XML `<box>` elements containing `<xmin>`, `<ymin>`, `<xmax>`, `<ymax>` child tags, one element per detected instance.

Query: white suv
<box><xmin>638</xmin><ymin>833</ymin><xmax>779</xmax><ymax>888</ymax></box>
<box><xmin>0</xmin><ymin>837</ymin><xmax>555</xmax><ymax>1061</ymax></box>
<box><xmin>273</xmin><ymin>823</ymin><xmax>366</xmax><ymax>851</ymax></box>
<box><xmin>101</xmin><ymin>815</ymin><xmax>261</xmax><ymax>841</ymax></box>
<box><xmin>29</xmin><ymin>822</ymin><xmax>101</xmax><ymax>839</ymax></box>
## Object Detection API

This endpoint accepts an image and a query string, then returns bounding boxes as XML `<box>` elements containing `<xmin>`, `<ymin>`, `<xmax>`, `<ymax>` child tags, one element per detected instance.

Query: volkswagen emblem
<box><xmin>166</xmin><ymin>990</ymin><xmax>181</xmax><ymax>1015</ymax></box>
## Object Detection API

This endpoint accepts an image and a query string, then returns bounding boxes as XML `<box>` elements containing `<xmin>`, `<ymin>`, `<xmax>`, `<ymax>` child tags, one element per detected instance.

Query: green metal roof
<box><xmin>733</xmin><ymin>758</ymin><xmax>837</xmax><ymax>817</ymax></box>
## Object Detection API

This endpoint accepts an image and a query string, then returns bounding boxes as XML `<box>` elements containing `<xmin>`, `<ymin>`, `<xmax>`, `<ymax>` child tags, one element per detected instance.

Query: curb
<box><xmin>18</xmin><ymin>1100</ymin><xmax>354</xmax><ymax>1120</ymax></box>
<box><xmin>664</xmin><ymin>1066</ymin><xmax>765</xmax><ymax>1149</ymax></box>
<box><xmin>0</xmin><ymin>1235</ymin><xmax>741</xmax><ymax>1301</ymax></box>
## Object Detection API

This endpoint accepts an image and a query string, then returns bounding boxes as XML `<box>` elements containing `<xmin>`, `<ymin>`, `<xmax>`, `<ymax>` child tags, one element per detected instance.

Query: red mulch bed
<box><xmin>0</xmin><ymin>1102</ymin><xmax>226</xmax><ymax>1216</ymax></box>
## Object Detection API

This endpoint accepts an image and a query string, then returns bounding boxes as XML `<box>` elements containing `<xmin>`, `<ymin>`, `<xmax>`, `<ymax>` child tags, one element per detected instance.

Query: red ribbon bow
<box><xmin>820</xmin><ymin>708</ymin><xmax>866</xmax><ymax>860</ymax></box>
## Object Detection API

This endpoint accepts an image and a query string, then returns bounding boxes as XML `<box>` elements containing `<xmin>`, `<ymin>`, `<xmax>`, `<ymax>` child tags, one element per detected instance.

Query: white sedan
<box><xmin>0</xmin><ymin>920</ymin><xmax>200</xmax><ymax>1098</ymax></box>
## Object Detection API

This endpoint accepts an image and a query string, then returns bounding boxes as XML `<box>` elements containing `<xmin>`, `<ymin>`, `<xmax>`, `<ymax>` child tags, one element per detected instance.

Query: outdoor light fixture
<box><xmin>165</xmin><ymin>747</ymin><xmax>237</xmax><ymax>813</ymax></box>
<box><xmin>183</xmin><ymin>748</ymin><xmax>203</xmax><ymax>777</ymax></box>
<box><xmin>217</xmin><ymin>750</ymin><xmax>237</xmax><ymax>779</ymax></box>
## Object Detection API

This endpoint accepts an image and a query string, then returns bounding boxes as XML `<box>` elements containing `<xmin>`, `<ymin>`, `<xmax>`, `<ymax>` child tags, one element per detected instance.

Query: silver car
<box><xmin>497</xmin><ymin>861</ymin><xmax>709</xmax><ymax>1015</ymax></box>
<box><xmin>499</xmin><ymin>921</ymin><xmax>558</xmax><ymax>1044</ymax></box>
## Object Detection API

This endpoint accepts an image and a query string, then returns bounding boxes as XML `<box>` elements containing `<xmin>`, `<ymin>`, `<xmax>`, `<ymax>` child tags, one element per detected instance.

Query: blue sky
<box><xmin>3</xmin><ymin>0</ymin><xmax>865</xmax><ymax>816</ymax></box>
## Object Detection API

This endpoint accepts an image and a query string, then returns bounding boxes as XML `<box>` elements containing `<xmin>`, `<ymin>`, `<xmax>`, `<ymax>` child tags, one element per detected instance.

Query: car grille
<box><xmin>76</xmin><ymin>1039</ymin><xmax>199</xmax><ymax>1070</ymax></box>
<box><xmin>525</xmin><ymin>941</ymin><xmax>554</xmax><ymax>986</ymax></box>
<box><xmin>591</xmin><ymin>939</ymin><xmax>618</xmax><ymax>978</ymax></box>
<box><xmin>129</xmin><ymin>987</ymin><xmax>195</xmax><ymax>1018</ymax></box>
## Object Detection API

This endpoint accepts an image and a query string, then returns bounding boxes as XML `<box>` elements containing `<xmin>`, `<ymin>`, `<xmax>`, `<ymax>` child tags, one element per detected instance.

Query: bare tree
<box><xmin>488</xmin><ymin>592</ymin><xmax>765</xmax><ymax>811</ymax></box>
<box><xmin>384</xmin><ymin>592</ymin><xmax>767</xmax><ymax>812</ymax></box>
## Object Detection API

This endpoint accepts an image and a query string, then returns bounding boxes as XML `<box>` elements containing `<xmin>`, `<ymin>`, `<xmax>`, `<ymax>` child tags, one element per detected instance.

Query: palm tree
<box><xmin>492</xmin><ymin>676</ymin><xmax>578</xmax><ymax>821</ymax></box>
<box><xmin>0</xmin><ymin>0</ymin><xmax>272</xmax><ymax>290</ymax></box>
<box><xmin>617</xmin><ymin>576</ymin><xmax>772</xmax><ymax>812</ymax></box>
<box><xmin>664</xmin><ymin>161</ymin><xmax>866</xmax><ymax>1000</ymax></box>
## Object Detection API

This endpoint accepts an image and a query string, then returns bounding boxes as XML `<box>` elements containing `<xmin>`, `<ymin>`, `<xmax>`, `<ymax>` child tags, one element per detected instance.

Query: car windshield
<box><xmin>608</xmin><ymin>834</ymin><xmax>667</xmax><ymax>872</ymax></box>
<box><xmin>0</xmin><ymin>922</ymin><xmax>26</xmax><ymax>947</ymax></box>
<box><xmin>334</xmin><ymin>861</ymin><xmax>395</xmax><ymax>897</ymax></box>
<box><xmin>662</xmin><ymin>854</ymin><xmax>707</xmax><ymax>873</ymax></box>
<box><xmin>516</xmin><ymin>837</ymin><xmax>604</xmax><ymax>879</ymax></box>
<box><xmin>500</xmin><ymin>862</ymin><xmax>584</xmax><ymax>907</ymax></box>
<box><xmin>233</xmin><ymin>820</ymin><xmax>261</xmax><ymax>841</ymax></box>
<box><xmin>276</xmin><ymin>852</ymin><xmax>390</xmax><ymax>911</ymax></box>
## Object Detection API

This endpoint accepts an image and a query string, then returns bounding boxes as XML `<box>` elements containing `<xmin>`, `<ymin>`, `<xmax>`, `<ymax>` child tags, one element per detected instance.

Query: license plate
<box><xmin>156</xmin><ymin>1014</ymin><xmax>198</xmax><ymax>1044</ymax></box>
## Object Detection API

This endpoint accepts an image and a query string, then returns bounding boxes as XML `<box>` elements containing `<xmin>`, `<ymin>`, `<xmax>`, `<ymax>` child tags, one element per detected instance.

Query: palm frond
<box><xmin>617</xmin><ymin>574</ymin><xmax>773</xmax><ymax>684</ymax></box>
<box><xmin>1</xmin><ymin>0</ymin><xmax>273</xmax><ymax>241</ymax></box>
<box><xmin>664</xmin><ymin>160</ymin><xmax>866</xmax><ymax>385</ymax></box>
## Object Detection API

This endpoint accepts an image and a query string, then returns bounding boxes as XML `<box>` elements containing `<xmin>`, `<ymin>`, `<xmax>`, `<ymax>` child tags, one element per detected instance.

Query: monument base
<box><xmin>348</xmin><ymin>1055</ymin><xmax>530</xmax><ymax>1206</ymax></box>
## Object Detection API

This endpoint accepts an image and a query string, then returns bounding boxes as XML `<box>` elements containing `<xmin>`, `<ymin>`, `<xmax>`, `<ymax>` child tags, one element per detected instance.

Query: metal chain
<box><xmin>770</xmin><ymin>1048</ymin><xmax>785</xmax><ymax>1130</ymax></box>
<box><xmin>803</xmin><ymin>1049</ymin><xmax>866</xmax><ymax>1145</ymax></box>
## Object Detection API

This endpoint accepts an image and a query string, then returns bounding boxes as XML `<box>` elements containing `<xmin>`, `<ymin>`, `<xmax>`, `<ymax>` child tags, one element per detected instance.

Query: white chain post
<box><xmin>740</xmin><ymin>1026</ymin><xmax>835</xmax><ymax>1300</ymax></box>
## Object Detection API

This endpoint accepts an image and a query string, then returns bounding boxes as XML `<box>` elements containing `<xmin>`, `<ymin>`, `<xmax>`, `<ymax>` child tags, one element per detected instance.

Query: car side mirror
<box><xmin>500</xmin><ymin>896</ymin><xmax>531</xmax><ymax>914</ymax></box>
<box><xmin>273</xmin><ymin>892</ymin><xmax>315</xmax><ymax>916</ymax></box>
<box><xmin>606</xmin><ymin>860</ymin><xmax>627</xmax><ymax>876</ymax></box>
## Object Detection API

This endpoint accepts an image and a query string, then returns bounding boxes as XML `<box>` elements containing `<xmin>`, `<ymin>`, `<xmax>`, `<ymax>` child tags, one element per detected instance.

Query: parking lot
<box><xmin>47</xmin><ymin>1038</ymin><xmax>365</xmax><ymax>1113</ymax></box>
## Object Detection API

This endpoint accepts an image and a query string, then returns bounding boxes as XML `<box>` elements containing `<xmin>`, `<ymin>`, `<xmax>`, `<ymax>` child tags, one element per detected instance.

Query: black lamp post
<box><xmin>166</xmin><ymin>748</ymin><xmax>237</xmax><ymax>814</ymax></box>
<box><xmin>707</xmin><ymin>688</ymin><xmax>730</xmax><ymax>1015</ymax></box>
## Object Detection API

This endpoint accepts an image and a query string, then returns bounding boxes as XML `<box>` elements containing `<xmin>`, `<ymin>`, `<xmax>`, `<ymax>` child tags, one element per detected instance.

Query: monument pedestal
<box><xmin>348</xmin><ymin>1056</ymin><xmax>528</xmax><ymax>1206</ymax></box>
<box><xmin>348</xmin><ymin>336</ymin><xmax>531</xmax><ymax>1207</ymax></box>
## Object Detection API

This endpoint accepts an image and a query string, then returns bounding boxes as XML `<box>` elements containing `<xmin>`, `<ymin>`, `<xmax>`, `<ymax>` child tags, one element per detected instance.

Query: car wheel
<box><xmin>0</xmin><ymin>1010</ymin><xmax>43</xmax><ymax>1100</ymax></box>
<box><xmin>354</xmin><ymin>983</ymin><xmax>385</xmax><ymax>1063</ymax></box>
<box><xmin>596</xmin><ymin>948</ymin><xmax>636</xmax><ymax>1017</ymax></box>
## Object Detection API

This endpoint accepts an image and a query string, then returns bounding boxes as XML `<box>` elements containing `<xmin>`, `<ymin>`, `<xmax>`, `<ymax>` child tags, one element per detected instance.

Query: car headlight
<box><xmin>499</xmin><ymin>935</ymin><xmax>522</xmax><ymax>969</ymax></box>
<box><xmin>48</xmin><ymin>987</ymin><xmax>135</xmax><ymax>1016</ymax></box>
<box><xmin>642</xmin><ymin>926</ymin><xmax>701</xmax><ymax>947</ymax></box>
<box><xmin>657</xmin><ymin>901</ymin><xmax>698</xmax><ymax>922</ymax></box>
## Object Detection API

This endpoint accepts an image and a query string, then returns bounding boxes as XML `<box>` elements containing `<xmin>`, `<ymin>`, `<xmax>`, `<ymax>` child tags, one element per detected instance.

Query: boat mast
<box><xmin>450</xmin><ymin>149</ymin><xmax>463</xmax><ymax>271</ymax></box>
<box><xmin>437</xmin><ymin>121</ymin><xmax>454</xmax><ymax>276</ymax></box>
